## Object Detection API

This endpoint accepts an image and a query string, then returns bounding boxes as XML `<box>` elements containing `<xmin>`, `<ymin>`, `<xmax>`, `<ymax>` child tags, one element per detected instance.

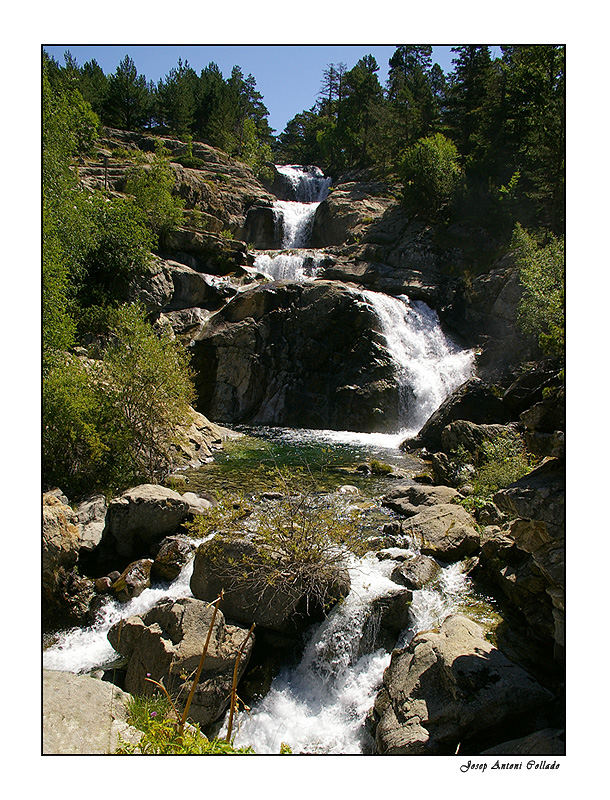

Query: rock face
<box><xmin>310</xmin><ymin>180</ymin><xmax>398</xmax><ymax>247</ymax></box>
<box><xmin>82</xmin><ymin>127</ymin><xmax>276</xmax><ymax>233</ymax></box>
<box><xmin>42</xmin><ymin>493</ymin><xmax>94</xmax><ymax>628</ymax></box>
<box><xmin>43</xmin><ymin>670</ymin><xmax>142</xmax><ymax>754</ymax></box>
<box><xmin>398</xmin><ymin>504</ymin><xmax>480</xmax><ymax>561</ymax></box>
<box><xmin>493</xmin><ymin>458</ymin><xmax>565</xmax><ymax>659</ymax></box>
<box><xmin>190</xmin><ymin>534</ymin><xmax>351</xmax><ymax>633</ymax></box>
<box><xmin>107</xmin><ymin>597</ymin><xmax>253</xmax><ymax>727</ymax></box>
<box><xmin>373</xmin><ymin>614</ymin><xmax>554</xmax><ymax>755</ymax></box>
<box><xmin>191</xmin><ymin>280</ymin><xmax>402</xmax><ymax>432</ymax></box>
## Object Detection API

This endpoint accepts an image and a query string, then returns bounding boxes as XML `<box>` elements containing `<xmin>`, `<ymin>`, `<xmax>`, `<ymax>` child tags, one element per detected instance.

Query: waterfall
<box><xmin>254</xmin><ymin>252</ymin><xmax>324</xmax><ymax>282</ymax></box>
<box><xmin>43</xmin><ymin>541</ymin><xmax>208</xmax><ymax>674</ymax></box>
<box><xmin>268</xmin><ymin>165</ymin><xmax>331</xmax><ymax>252</ymax></box>
<box><xmin>355</xmin><ymin>289</ymin><xmax>475</xmax><ymax>437</ymax></box>
<box><xmin>222</xmin><ymin>551</ymin><xmax>472</xmax><ymax>754</ymax></box>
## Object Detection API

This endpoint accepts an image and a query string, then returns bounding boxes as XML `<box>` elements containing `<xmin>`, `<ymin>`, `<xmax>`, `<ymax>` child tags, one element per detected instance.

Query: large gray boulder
<box><xmin>398</xmin><ymin>504</ymin><xmax>480</xmax><ymax>561</ymax></box>
<box><xmin>382</xmin><ymin>484</ymin><xmax>459</xmax><ymax>516</ymax></box>
<box><xmin>75</xmin><ymin>494</ymin><xmax>107</xmax><ymax>553</ymax></box>
<box><xmin>373</xmin><ymin>614</ymin><xmax>553</xmax><ymax>754</ymax></box>
<box><xmin>98</xmin><ymin>484</ymin><xmax>190</xmax><ymax>566</ymax></box>
<box><xmin>43</xmin><ymin>670</ymin><xmax>142</xmax><ymax>754</ymax></box>
<box><xmin>108</xmin><ymin>597</ymin><xmax>253</xmax><ymax>727</ymax></box>
<box><xmin>190</xmin><ymin>280</ymin><xmax>403</xmax><ymax>432</ymax></box>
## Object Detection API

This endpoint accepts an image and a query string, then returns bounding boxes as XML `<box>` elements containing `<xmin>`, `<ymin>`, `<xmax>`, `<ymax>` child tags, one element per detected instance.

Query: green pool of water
<box><xmin>174</xmin><ymin>426</ymin><xmax>424</xmax><ymax>500</ymax></box>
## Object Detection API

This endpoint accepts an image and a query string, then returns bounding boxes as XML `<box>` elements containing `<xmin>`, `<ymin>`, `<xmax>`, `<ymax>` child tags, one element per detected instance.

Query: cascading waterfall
<box><xmin>222</xmin><ymin>550</ymin><xmax>472</xmax><ymax>754</ymax></box>
<box><xmin>43</xmin><ymin>542</ymin><xmax>207</xmax><ymax>674</ymax></box>
<box><xmin>356</xmin><ymin>289</ymin><xmax>475</xmax><ymax>437</ymax></box>
<box><xmin>44</xmin><ymin>162</ymin><xmax>480</xmax><ymax>756</ymax></box>
<box><xmin>254</xmin><ymin>165</ymin><xmax>331</xmax><ymax>277</ymax></box>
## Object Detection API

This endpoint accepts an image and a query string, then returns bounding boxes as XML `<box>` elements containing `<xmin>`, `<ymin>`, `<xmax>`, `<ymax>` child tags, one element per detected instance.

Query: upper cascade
<box><xmin>274</xmin><ymin>164</ymin><xmax>332</xmax><ymax>203</ymax></box>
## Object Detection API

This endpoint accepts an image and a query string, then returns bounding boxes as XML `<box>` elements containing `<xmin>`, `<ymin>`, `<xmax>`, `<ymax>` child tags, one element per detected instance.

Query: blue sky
<box><xmin>43</xmin><ymin>44</ymin><xmax>501</xmax><ymax>135</ymax></box>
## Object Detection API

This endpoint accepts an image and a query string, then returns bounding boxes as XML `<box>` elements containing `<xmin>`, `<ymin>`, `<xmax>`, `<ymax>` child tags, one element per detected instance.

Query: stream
<box><xmin>43</xmin><ymin>163</ymin><xmax>483</xmax><ymax>754</ymax></box>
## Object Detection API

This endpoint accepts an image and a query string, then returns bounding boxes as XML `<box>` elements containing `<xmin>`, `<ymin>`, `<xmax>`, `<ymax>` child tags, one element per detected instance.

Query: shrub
<box><xmin>513</xmin><ymin>223</ymin><xmax>565</xmax><ymax>358</ymax></box>
<box><xmin>117</xmin><ymin>695</ymin><xmax>254</xmax><ymax>755</ymax></box>
<box><xmin>188</xmin><ymin>476</ymin><xmax>367</xmax><ymax>615</ymax></box>
<box><xmin>124</xmin><ymin>140</ymin><xmax>184</xmax><ymax>240</ymax></box>
<box><xmin>452</xmin><ymin>433</ymin><xmax>534</xmax><ymax>505</ymax></box>
<box><xmin>400</xmin><ymin>132</ymin><xmax>463</xmax><ymax>219</ymax></box>
<box><xmin>369</xmin><ymin>459</ymin><xmax>392</xmax><ymax>475</ymax></box>
<box><xmin>42</xmin><ymin>304</ymin><xmax>195</xmax><ymax>497</ymax></box>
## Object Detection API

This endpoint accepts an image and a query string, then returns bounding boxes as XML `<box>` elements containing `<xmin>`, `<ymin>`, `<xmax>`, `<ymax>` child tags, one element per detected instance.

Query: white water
<box><xmin>356</xmin><ymin>289</ymin><xmax>475</xmax><ymax>437</ymax></box>
<box><xmin>254</xmin><ymin>252</ymin><xmax>324</xmax><ymax>282</ymax></box>
<box><xmin>222</xmin><ymin>552</ymin><xmax>471</xmax><ymax>754</ymax></box>
<box><xmin>272</xmin><ymin>164</ymin><xmax>331</xmax><ymax>249</ymax></box>
<box><xmin>43</xmin><ymin>541</ymin><xmax>209</xmax><ymax>673</ymax></box>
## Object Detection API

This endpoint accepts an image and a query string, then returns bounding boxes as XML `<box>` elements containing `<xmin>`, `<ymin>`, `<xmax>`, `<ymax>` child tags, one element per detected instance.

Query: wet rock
<box><xmin>151</xmin><ymin>535</ymin><xmax>196</xmax><ymax>582</ymax></box>
<box><xmin>391</xmin><ymin>554</ymin><xmax>442</xmax><ymax>590</ymax></box>
<box><xmin>112</xmin><ymin>558</ymin><xmax>153</xmax><ymax>602</ymax></box>
<box><xmin>373</xmin><ymin>614</ymin><xmax>553</xmax><ymax>754</ymax></box>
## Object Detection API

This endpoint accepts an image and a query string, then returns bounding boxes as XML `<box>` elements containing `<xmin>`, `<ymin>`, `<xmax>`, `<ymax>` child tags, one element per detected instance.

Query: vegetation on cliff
<box><xmin>42</xmin><ymin>59</ymin><xmax>194</xmax><ymax>498</ymax></box>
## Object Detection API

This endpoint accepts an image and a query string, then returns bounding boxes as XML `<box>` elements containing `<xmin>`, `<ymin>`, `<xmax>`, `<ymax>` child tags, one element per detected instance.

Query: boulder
<box><xmin>43</xmin><ymin>670</ymin><xmax>142</xmax><ymax>754</ymax></box>
<box><xmin>75</xmin><ymin>494</ymin><xmax>107</xmax><ymax>553</ymax></box>
<box><xmin>310</xmin><ymin>181</ymin><xmax>397</xmax><ymax>247</ymax></box>
<box><xmin>399</xmin><ymin>504</ymin><xmax>480</xmax><ymax>561</ymax></box>
<box><xmin>112</xmin><ymin>558</ymin><xmax>154</xmax><ymax>602</ymax></box>
<box><xmin>391</xmin><ymin>554</ymin><xmax>442</xmax><ymax>590</ymax></box>
<box><xmin>373</xmin><ymin>614</ymin><xmax>554</xmax><ymax>754</ymax></box>
<box><xmin>440</xmin><ymin>420</ymin><xmax>522</xmax><ymax>458</ymax></box>
<box><xmin>494</xmin><ymin>459</ymin><xmax>565</xmax><ymax>658</ymax></box>
<box><xmin>107</xmin><ymin>597</ymin><xmax>254</xmax><ymax>727</ymax></box>
<box><xmin>190</xmin><ymin>534</ymin><xmax>351</xmax><ymax>633</ymax></box>
<box><xmin>382</xmin><ymin>484</ymin><xmax>459</xmax><ymax>516</ymax></box>
<box><xmin>169</xmin><ymin>407</ymin><xmax>235</xmax><ymax>470</ymax></box>
<box><xmin>407</xmin><ymin>378</ymin><xmax>510</xmax><ymax>452</ymax></box>
<box><xmin>190</xmin><ymin>280</ymin><xmax>403</xmax><ymax>432</ymax></box>
<box><xmin>481</xmin><ymin>728</ymin><xmax>565</xmax><ymax>755</ymax></box>
<box><xmin>151</xmin><ymin>535</ymin><xmax>197</xmax><ymax>581</ymax></box>
<box><xmin>98</xmin><ymin>484</ymin><xmax>190</xmax><ymax>567</ymax></box>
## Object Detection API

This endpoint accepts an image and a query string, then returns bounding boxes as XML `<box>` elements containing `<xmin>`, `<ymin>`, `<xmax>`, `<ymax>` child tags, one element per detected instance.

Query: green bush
<box><xmin>43</xmin><ymin>304</ymin><xmax>195</xmax><ymax>497</ymax></box>
<box><xmin>124</xmin><ymin>140</ymin><xmax>184</xmax><ymax>240</ymax></box>
<box><xmin>452</xmin><ymin>433</ymin><xmax>534</xmax><ymax>506</ymax></box>
<box><xmin>513</xmin><ymin>223</ymin><xmax>565</xmax><ymax>358</ymax></box>
<box><xmin>400</xmin><ymin>132</ymin><xmax>463</xmax><ymax>219</ymax></box>
<box><xmin>188</xmin><ymin>476</ymin><xmax>367</xmax><ymax>615</ymax></box>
